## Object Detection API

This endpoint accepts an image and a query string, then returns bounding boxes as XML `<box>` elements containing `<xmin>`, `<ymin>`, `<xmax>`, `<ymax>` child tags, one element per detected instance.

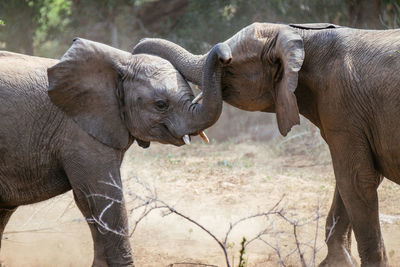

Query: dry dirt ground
<box><xmin>1</xmin><ymin>132</ymin><xmax>400</xmax><ymax>266</ymax></box>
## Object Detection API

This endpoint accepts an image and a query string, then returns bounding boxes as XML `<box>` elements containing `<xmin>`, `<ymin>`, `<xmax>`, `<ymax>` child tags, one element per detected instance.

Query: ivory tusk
<box><xmin>192</xmin><ymin>92</ymin><xmax>203</xmax><ymax>104</ymax></box>
<box><xmin>199</xmin><ymin>131</ymin><xmax>210</xmax><ymax>144</ymax></box>
<box><xmin>182</xmin><ymin>135</ymin><xmax>190</xmax><ymax>145</ymax></box>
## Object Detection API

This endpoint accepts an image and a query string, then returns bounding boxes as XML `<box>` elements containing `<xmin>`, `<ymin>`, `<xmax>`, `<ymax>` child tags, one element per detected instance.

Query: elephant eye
<box><xmin>155</xmin><ymin>100</ymin><xmax>168</xmax><ymax>110</ymax></box>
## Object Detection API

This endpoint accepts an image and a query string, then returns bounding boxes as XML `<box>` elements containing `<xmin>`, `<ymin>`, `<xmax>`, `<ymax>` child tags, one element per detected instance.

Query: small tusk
<box><xmin>182</xmin><ymin>135</ymin><xmax>190</xmax><ymax>145</ymax></box>
<box><xmin>199</xmin><ymin>131</ymin><xmax>210</xmax><ymax>144</ymax></box>
<box><xmin>192</xmin><ymin>92</ymin><xmax>203</xmax><ymax>104</ymax></box>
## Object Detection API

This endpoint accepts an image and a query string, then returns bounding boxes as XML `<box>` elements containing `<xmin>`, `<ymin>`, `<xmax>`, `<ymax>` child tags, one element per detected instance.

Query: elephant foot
<box><xmin>319</xmin><ymin>258</ymin><xmax>358</xmax><ymax>267</ymax></box>
<box><xmin>319</xmin><ymin>246</ymin><xmax>359</xmax><ymax>267</ymax></box>
<box><xmin>92</xmin><ymin>259</ymin><xmax>108</xmax><ymax>267</ymax></box>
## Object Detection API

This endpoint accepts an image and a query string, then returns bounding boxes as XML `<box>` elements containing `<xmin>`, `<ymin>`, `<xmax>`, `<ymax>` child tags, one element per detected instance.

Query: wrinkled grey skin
<box><xmin>133</xmin><ymin>23</ymin><xmax>400</xmax><ymax>267</ymax></box>
<box><xmin>0</xmin><ymin>38</ymin><xmax>230</xmax><ymax>266</ymax></box>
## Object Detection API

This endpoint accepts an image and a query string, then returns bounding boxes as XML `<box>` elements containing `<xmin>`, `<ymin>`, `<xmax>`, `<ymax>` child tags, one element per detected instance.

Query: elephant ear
<box><xmin>272</xmin><ymin>27</ymin><xmax>305</xmax><ymax>136</ymax></box>
<box><xmin>47</xmin><ymin>38</ymin><xmax>130</xmax><ymax>149</ymax></box>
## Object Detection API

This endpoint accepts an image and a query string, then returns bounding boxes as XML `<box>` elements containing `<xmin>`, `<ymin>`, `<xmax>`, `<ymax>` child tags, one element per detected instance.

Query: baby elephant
<box><xmin>0</xmin><ymin>38</ymin><xmax>231</xmax><ymax>266</ymax></box>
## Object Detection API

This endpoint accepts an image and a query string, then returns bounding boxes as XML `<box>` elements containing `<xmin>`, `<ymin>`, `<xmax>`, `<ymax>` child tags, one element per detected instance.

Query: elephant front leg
<box><xmin>319</xmin><ymin>186</ymin><xmax>357</xmax><ymax>267</ymax></box>
<box><xmin>65</xmin><ymin>159</ymin><xmax>134</xmax><ymax>267</ymax></box>
<box><xmin>327</xmin><ymin>135</ymin><xmax>387</xmax><ymax>267</ymax></box>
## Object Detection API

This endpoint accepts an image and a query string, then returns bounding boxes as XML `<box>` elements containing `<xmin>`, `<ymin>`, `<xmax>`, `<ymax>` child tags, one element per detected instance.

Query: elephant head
<box><xmin>48</xmin><ymin>38</ymin><xmax>231</xmax><ymax>149</ymax></box>
<box><xmin>133</xmin><ymin>23</ymin><xmax>304</xmax><ymax>136</ymax></box>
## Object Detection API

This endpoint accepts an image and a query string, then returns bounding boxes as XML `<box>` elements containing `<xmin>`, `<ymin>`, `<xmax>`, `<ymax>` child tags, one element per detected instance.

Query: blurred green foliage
<box><xmin>0</xmin><ymin>0</ymin><xmax>399</xmax><ymax>57</ymax></box>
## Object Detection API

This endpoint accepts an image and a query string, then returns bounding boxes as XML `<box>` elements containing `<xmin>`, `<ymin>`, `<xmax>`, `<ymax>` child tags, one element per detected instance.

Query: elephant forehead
<box><xmin>135</xmin><ymin>55</ymin><xmax>183</xmax><ymax>91</ymax></box>
<box><xmin>225</xmin><ymin>22</ymin><xmax>279</xmax><ymax>63</ymax></box>
<box><xmin>150</xmin><ymin>72</ymin><xmax>183</xmax><ymax>94</ymax></box>
<box><xmin>137</xmin><ymin>54</ymin><xmax>177</xmax><ymax>75</ymax></box>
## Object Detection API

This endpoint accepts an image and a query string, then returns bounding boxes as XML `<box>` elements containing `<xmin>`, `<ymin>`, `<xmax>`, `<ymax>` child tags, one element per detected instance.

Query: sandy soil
<box><xmin>1</xmin><ymin>132</ymin><xmax>400</xmax><ymax>266</ymax></box>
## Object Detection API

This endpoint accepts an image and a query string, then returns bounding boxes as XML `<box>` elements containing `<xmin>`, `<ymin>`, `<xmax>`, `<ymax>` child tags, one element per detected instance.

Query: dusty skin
<box><xmin>1</xmin><ymin>128</ymin><xmax>400</xmax><ymax>267</ymax></box>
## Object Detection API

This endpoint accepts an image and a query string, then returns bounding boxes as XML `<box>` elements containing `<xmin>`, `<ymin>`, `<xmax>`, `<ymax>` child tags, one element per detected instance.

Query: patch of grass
<box><xmin>166</xmin><ymin>153</ymin><xmax>182</xmax><ymax>165</ymax></box>
<box><xmin>238</xmin><ymin>237</ymin><xmax>247</xmax><ymax>267</ymax></box>
<box><xmin>217</xmin><ymin>160</ymin><xmax>233</xmax><ymax>169</ymax></box>
<box><xmin>226</xmin><ymin>241</ymin><xmax>235</xmax><ymax>249</ymax></box>
<box><xmin>261</xmin><ymin>176</ymin><xmax>271</xmax><ymax>183</ymax></box>
<box><xmin>242</xmin><ymin>159</ymin><xmax>254</xmax><ymax>168</ymax></box>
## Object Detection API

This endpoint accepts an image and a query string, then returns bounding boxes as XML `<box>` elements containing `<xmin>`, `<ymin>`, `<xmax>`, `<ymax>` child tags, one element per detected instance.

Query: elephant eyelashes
<box><xmin>155</xmin><ymin>100</ymin><xmax>168</xmax><ymax>110</ymax></box>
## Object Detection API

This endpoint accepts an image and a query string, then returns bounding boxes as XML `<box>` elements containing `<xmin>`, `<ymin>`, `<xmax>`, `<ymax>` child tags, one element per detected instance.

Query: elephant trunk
<box><xmin>183</xmin><ymin>43</ymin><xmax>231</xmax><ymax>134</ymax></box>
<box><xmin>132</xmin><ymin>38</ymin><xmax>206</xmax><ymax>85</ymax></box>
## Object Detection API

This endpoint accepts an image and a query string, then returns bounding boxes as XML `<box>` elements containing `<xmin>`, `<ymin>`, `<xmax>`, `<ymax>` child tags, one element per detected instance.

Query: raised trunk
<box><xmin>182</xmin><ymin>43</ymin><xmax>231</xmax><ymax>133</ymax></box>
<box><xmin>132</xmin><ymin>38</ymin><xmax>206</xmax><ymax>85</ymax></box>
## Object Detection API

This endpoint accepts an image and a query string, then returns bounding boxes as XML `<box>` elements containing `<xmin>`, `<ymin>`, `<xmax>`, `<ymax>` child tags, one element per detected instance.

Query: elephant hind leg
<box><xmin>326</xmin><ymin>133</ymin><xmax>387</xmax><ymax>266</ymax></box>
<box><xmin>0</xmin><ymin>207</ymin><xmax>16</xmax><ymax>248</ymax></box>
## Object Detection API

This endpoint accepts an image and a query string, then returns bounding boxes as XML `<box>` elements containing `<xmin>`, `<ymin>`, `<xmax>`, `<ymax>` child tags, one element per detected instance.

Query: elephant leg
<box><xmin>0</xmin><ymin>207</ymin><xmax>16</xmax><ymax>248</ymax></box>
<box><xmin>64</xmin><ymin>151</ymin><xmax>134</xmax><ymax>267</ymax></box>
<box><xmin>73</xmin><ymin>192</ymin><xmax>108</xmax><ymax>267</ymax></box>
<box><xmin>0</xmin><ymin>206</ymin><xmax>17</xmax><ymax>266</ymax></box>
<box><xmin>319</xmin><ymin>186</ymin><xmax>357</xmax><ymax>267</ymax></box>
<box><xmin>72</xmin><ymin>173</ymin><xmax>133</xmax><ymax>267</ymax></box>
<box><xmin>327</xmin><ymin>134</ymin><xmax>387</xmax><ymax>267</ymax></box>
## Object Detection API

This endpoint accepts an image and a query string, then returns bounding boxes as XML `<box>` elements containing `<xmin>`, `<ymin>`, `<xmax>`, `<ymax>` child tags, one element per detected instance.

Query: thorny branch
<box><xmin>127</xmin><ymin>176</ymin><xmax>330</xmax><ymax>267</ymax></box>
<box><xmin>84</xmin><ymin>173</ymin><xmax>128</xmax><ymax>237</ymax></box>
<box><xmin>168</xmin><ymin>263</ymin><xmax>218</xmax><ymax>267</ymax></box>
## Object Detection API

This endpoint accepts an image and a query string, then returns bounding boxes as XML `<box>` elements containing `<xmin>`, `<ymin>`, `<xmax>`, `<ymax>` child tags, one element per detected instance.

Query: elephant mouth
<box><xmin>162</xmin><ymin>130</ymin><xmax>208</xmax><ymax>147</ymax></box>
<box><xmin>222</xmin><ymin>90</ymin><xmax>230</xmax><ymax>103</ymax></box>
<box><xmin>221</xmin><ymin>84</ymin><xmax>235</xmax><ymax>102</ymax></box>
<box><xmin>181</xmin><ymin>131</ymin><xmax>209</xmax><ymax>145</ymax></box>
<box><xmin>181</xmin><ymin>131</ymin><xmax>210</xmax><ymax>145</ymax></box>
<box><xmin>156</xmin><ymin>124</ymin><xmax>200</xmax><ymax>147</ymax></box>
<box><xmin>169</xmin><ymin>132</ymin><xmax>205</xmax><ymax>147</ymax></box>
<box><xmin>156</xmin><ymin>94</ymin><xmax>212</xmax><ymax>147</ymax></box>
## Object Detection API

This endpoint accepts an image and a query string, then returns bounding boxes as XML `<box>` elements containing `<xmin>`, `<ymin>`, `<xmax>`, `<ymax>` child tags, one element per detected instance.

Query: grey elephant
<box><xmin>0</xmin><ymin>38</ymin><xmax>231</xmax><ymax>266</ymax></box>
<box><xmin>133</xmin><ymin>23</ymin><xmax>400</xmax><ymax>266</ymax></box>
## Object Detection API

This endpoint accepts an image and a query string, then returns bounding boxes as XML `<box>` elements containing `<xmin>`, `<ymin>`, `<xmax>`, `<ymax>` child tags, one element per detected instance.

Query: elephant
<box><xmin>133</xmin><ymin>22</ymin><xmax>400</xmax><ymax>266</ymax></box>
<box><xmin>0</xmin><ymin>38</ymin><xmax>231</xmax><ymax>266</ymax></box>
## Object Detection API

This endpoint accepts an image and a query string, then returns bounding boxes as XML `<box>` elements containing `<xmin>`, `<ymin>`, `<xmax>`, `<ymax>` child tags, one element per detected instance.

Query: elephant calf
<box><xmin>0</xmin><ymin>38</ymin><xmax>231</xmax><ymax>266</ymax></box>
<box><xmin>135</xmin><ymin>23</ymin><xmax>400</xmax><ymax>267</ymax></box>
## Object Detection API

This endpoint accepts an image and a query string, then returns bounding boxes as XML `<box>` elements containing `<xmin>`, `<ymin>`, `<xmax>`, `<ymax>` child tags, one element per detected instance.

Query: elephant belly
<box><xmin>377</xmin><ymin>159</ymin><xmax>400</xmax><ymax>185</ymax></box>
<box><xmin>373</xmin><ymin>134</ymin><xmax>400</xmax><ymax>185</ymax></box>
<box><xmin>0</xmin><ymin>122</ymin><xmax>71</xmax><ymax>207</ymax></box>
<box><xmin>0</xmin><ymin>161</ymin><xmax>71</xmax><ymax>207</ymax></box>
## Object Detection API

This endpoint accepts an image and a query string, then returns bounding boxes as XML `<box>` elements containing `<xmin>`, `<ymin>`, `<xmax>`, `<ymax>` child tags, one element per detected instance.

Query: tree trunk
<box><xmin>347</xmin><ymin>0</ymin><xmax>381</xmax><ymax>29</ymax></box>
<box><xmin>110</xmin><ymin>22</ymin><xmax>119</xmax><ymax>48</ymax></box>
